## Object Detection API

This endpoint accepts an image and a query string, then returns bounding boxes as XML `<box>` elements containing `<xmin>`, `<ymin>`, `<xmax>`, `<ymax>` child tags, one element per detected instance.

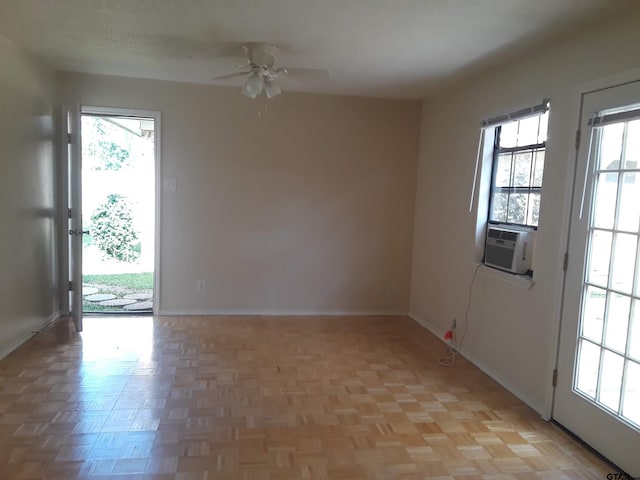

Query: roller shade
<box><xmin>588</xmin><ymin>107</ymin><xmax>640</xmax><ymax>127</ymax></box>
<box><xmin>481</xmin><ymin>99</ymin><xmax>550</xmax><ymax>129</ymax></box>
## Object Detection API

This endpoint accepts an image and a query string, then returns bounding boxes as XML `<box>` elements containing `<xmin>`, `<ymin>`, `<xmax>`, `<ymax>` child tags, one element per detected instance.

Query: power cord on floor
<box><xmin>438</xmin><ymin>263</ymin><xmax>481</xmax><ymax>367</ymax></box>
<box><xmin>437</xmin><ymin>338</ymin><xmax>457</xmax><ymax>367</ymax></box>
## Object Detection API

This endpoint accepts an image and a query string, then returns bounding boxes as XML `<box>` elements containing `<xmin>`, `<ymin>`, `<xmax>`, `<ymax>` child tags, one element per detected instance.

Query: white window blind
<box><xmin>469</xmin><ymin>99</ymin><xmax>551</xmax><ymax>212</ymax></box>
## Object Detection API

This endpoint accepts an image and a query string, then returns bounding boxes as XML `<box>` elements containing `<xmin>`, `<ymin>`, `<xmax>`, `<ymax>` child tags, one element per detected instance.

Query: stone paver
<box><xmin>99</xmin><ymin>298</ymin><xmax>137</xmax><ymax>307</ymax></box>
<box><xmin>85</xmin><ymin>293</ymin><xmax>117</xmax><ymax>302</ymax></box>
<box><xmin>83</xmin><ymin>287</ymin><xmax>99</xmax><ymax>295</ymax></box>
<box><xmin>123</xmin><ymin>301</ymin><xmax>153</xmax><ymax>311</ymax></box>
<box><xmin>123</xmin><ymin>293</ymin><xmax>153</xmax><ymax>300</ymax></box>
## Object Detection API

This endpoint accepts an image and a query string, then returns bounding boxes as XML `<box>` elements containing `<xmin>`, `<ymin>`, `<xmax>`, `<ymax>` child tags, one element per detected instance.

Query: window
<box><xmin>488</xmin><ymin>108</ymin><xmax>549</xmax><ymax>228</ymax></box>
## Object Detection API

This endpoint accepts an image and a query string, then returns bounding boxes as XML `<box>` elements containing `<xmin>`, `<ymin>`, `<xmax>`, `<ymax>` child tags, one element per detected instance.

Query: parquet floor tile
<box><xmin>0</xmin><ymin>315</ymin><xmax>615</xmax><ymax>479</ymax></box>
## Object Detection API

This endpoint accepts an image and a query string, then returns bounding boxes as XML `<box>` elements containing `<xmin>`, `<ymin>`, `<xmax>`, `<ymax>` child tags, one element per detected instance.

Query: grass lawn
<box><xmin>83</xmin><ymin>272</ymin><xmax>153</xmax><ymax>290</ymax></box>
<box><xmin>83</xmin><ymin>302</ymin><xmax>123</xmax><ymax>313</ymax></box>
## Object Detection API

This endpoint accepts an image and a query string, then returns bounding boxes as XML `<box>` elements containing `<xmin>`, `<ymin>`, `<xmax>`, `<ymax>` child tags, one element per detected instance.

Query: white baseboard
<box><xmin>43</xmin><ymin>312</ymin><xmax>61</xmax><ymax>328</ymax></box>
<box><xmin>408</xmin><ymin>311</ymin><xmax>448</xmax><ymax>341</ymax></box>
<box><xmin>464</xmin><ymin>351</ymin><xmax>545</xmax><ymax>416</ymax></box>
<box><xmin>0</xmin><ymin>336</ymin><xmax>32</xmax><ymax>361</ymax></box>
<box><xmin>408</xmin><ymin>312</ymin><xmax>545</xmax><ymax>415</ymax></box>
<box><xmin>158</xmin><ymin>309</ymin><xmax>408</xmax><ymax>317</ymax></box>
<box><xmin>0</xmin><ymin>312</ymin><xmax>61</xmax><ymax>361</ymax></box>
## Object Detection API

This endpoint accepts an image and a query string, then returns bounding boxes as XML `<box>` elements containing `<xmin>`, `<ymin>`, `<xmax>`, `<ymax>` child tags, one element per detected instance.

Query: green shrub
<box><xmin>90</xmin><ymin>194</ymin><xmax>140</xmax><ymax>262</ymax></box>
<box><xmin>93</xmin><ymin>141</ymin><xmax>130</xmax><ymax>170</ymax></box>
<box><xmin>82</xmin><ymin>117</ymin><xmax>131</xmax><ymax>171</ymax></box>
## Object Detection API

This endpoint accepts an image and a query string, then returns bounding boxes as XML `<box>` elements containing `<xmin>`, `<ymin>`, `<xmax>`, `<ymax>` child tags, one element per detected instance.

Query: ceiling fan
<box><xmin>212</xmin><ymin>42</ymin><xmax>330</xmax><ymax>99</ymax></box>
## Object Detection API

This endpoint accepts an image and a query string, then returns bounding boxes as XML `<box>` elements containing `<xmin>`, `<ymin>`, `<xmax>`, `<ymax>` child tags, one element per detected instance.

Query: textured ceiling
<box><xmin>0</xmin><ymin>0</ymin><xmax>636</xmax><ymax>99</ymax></box>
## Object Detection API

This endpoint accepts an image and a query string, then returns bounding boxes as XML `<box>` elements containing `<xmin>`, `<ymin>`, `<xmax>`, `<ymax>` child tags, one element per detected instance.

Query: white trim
<box><xmin>0</xmin><ymin>335</ymin><xmax>33</xmax><ymax>361</ymax></box>
<box><xmin>154</xmin><ymin>113</ymin><xmax>162</xmax><ymax>316</ymax></box>
<box><xmin>43</xmin><ymin>312</ymin><xmax>61</xmax><ymax>328</ymax></box>
<box><xmin>80</xmin><ymin>106</ymin><xmax>162</xmax><ymax>316</ymax></box>
<box><xmin>58</xmin><ymin>106</ymin><xmax>70</xmax><ymax>314</ymax></box>
<box><xmin>81</xmin><ymin>106</ymin><xmax>161</xmax><ymax>119</ymax></box>
<box><xmin>461</xmin><ymin>343</ymin><xmax>546</xmax><ymax>416</ymax></box>
<box><xmin>546</xmin><ymin>68</ymin><xmax>640</xmax><ymax>421</ymax></box>
<box><xmin>0</xmin><ymin>313</ymin><xmax>62</xmax><ymax>361</ymax></box>
<box><xmin>574</xmin><ymin>68</ymin><xmax>640</xmax><ymax>97</ymax></box>
<box><xmin>159</xmin><ymin>309</ymin><xmax>408</xmax><ymax>317</ymax></box>
<box><xmin>61</xmin><ymin>104</ymin><xmax>83</xmax><ymax>332</ymax></box>
<box><xmin>408</xmin><ymin>311</ymin><xmax>448</xmax><ymax>340</ymax></box>
<box><xmin>478</xmin><ymin>264</ymin><xmax>535</xmax><ymax>290</ymax></box>
<box><xmin>408</xmin><ymin>312</ymin><xmax>545</xmax><ymax>416</ymax></box>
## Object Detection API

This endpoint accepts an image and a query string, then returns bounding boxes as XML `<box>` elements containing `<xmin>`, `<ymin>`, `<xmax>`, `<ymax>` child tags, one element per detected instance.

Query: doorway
<box><xmin>78</xmin><ymin>108</ymin><xmax>159</xmax><ymax>315</ymax></box>
<box><xmin>554</xmin><ymin>79</ymin><xmax>640</xmax><ymax>476</ymax></box>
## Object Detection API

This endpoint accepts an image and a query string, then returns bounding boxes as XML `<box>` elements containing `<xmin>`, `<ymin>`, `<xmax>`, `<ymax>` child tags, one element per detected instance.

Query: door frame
<box><xmin>553</xmin><ymin>79</ymin><xmax>640</xmax><ymax>475</ymax></box>
<box><xmin>59</xmin><ymin>105</ymin><xmax>162</xmax><ymax>316</ymax></box>
<box><xmin>542</xmin><ymin>68</ymin><xmax>640</xmax><ymax>421</ymax></box>
<box><xmin>60</xmin><ymin>104</ymin><xmax>83</xmax><ymax>331</ymax></box>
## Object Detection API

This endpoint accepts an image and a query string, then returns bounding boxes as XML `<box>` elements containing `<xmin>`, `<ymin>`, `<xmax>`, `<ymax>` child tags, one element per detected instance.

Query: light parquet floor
<box><xmin>0</xmin><ymin>315</ymin><xmax>614</xmax><ymax>479</ymax></box>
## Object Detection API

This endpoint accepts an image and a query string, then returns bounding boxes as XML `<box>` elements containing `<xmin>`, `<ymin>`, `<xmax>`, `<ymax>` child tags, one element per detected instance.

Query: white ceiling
<box><xmin>0</xmin><ymin>0</ymin><xmax>635</xmax><ymax>99</ymax></box>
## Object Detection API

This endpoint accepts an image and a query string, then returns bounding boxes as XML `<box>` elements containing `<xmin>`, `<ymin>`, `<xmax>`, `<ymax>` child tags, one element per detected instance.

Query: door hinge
<box><xmin>68</xmin><ymin>281</ymin><xmax>73</xmax><ymax>291</ymax></box>
<box><xmin>68</xmin><ymin>208</ymin><xmax>72</xmax><ymax>219</ymax></box>
<box><xmin>552</xmin><ymin>368</ymin><xmax>558</xmax><ymax>387</ymax></box>
<box><xmin>563</xmin><ymin>252</ymin><xmax>569</xmax><ymax>271</ymax></box>
<box><xmin>575</xmin><ymin>129</ymin><xmax>581</xmax><ymax>150</ymax></box>
<box><xmin>66</xmin><ymin>133</ymin><xmax>73</xmax><ymax>144</ymax></box>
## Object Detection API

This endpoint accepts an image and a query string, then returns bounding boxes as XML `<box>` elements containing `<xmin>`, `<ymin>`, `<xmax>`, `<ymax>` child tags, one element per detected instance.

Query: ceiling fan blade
<box><xmin>278</xmin><ymin>67</ymin><xmax>332</xmax><ymax>80</ymax></box>
<box><xmin>212</xmin><ymin>71</ymin><xmax>250</xmax><ymax>80</ymax></box>
<box><xmin>277</xmin><ymin>75</ymin><xmax>302</xmax><ymax>88</ymax></box>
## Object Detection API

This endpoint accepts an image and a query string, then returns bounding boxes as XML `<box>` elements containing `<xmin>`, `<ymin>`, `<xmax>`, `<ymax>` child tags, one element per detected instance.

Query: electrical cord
<box><xmin>457</xmin><ymin>263</ymin><xmax>482</xmax><ymax>354</ymax></box>
<box><xmin>438</xmin><ymin>263</ymin><xmax>482</xmax><ymax>367</ymax></box>
<box><xmin>437</xmin><ymin>345</ymin><xmax>457</xmax><ymax>367</ymax></box>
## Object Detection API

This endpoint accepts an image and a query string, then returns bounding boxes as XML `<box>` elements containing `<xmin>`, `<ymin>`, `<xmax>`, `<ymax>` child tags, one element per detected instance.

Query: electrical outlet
<box><xmin>381</xmin><ymin>286</ymin><xmax>393</xmax><ymax>295</ymax></box>
<box><xmin>163</xmin><ymin>178</ymin><xmax>177</xmax><ymax>190</ymax></box>
<box><xmin>196</xmin><ymin>280</ymin><xmax>206</xmax><ymax>292</ymax></box>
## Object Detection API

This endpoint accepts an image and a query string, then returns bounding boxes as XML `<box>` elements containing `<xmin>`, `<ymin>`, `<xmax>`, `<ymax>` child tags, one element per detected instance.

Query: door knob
<box><xmin>68</xmin><ymin>229</ymin><xmax>90</xmax><ymax>236</ymax></box>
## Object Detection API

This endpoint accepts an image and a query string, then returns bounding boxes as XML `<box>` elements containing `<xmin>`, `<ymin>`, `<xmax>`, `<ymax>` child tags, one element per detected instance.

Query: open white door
<box><xmin>554</xmin><ymin>80</ymin><xmax>640</xmax><ymax>476</ymax></box>
<box><xmin>62</xmin><ymin>105</ymin><xmax>84</xmax><ymax>332</ymax></box>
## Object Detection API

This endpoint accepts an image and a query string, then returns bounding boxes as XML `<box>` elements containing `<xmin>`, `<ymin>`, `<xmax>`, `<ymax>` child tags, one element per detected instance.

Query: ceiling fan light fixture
<box><xmin>263</xmin><ymin>79</ymin><xmax>282</xmax><ymax>99</ymax></box>
<box><xmin>214</xmin><ymin>42</ymin><xmax>330</xmax><ymax>98</ymax></box>
<box><xmin>242</xmin><ymin>72</ymin><xmax>263</xmax><ymax>98</ymax></box>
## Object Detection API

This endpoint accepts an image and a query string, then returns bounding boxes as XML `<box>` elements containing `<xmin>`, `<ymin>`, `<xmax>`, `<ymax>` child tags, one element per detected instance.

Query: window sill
<box><xmin>478</xmin><ymin>264</ymin><xmax>536</xmax><ymax>290</ymax></box>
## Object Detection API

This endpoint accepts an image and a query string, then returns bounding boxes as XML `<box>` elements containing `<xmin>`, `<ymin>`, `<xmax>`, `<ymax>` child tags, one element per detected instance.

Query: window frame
<box><xmin>487</xmin><ymin>116</ymin><xmax>548</xmax><ymax>230</ymax></box>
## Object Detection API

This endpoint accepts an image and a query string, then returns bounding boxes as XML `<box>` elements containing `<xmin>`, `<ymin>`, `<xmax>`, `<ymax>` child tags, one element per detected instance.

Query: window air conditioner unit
<box><xmin>484</xmin><ymin>225</ymin><xmax>534</xmax><ymax>274</ymax></box>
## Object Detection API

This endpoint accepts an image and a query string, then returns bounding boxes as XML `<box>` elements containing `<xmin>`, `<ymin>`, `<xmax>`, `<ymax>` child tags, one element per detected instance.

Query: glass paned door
<box><xmin>576</xmin><ymin>117</ymin><xmax>640</xmax><ymax>429</ymax></box>
<box><xmin>554</xmin><ymin>80</ymin><xmax>640</xmax><ymax>477</ymax></box>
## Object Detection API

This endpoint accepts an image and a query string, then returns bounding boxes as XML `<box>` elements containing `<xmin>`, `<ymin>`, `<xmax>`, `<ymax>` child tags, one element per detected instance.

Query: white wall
<box><xmin>58</xmin><ymin>73</ymin><xmax>421</xmax><ymax>315</ymax></box>
<box><xmin>410</xmin><ymin>9</ymin><xmax>640</xmax><ymax>414</ymax></box>
<box><xmin>0</xmin><ymin>36</ymin><xmax>58</xmax><ymax>357</ymax></box>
